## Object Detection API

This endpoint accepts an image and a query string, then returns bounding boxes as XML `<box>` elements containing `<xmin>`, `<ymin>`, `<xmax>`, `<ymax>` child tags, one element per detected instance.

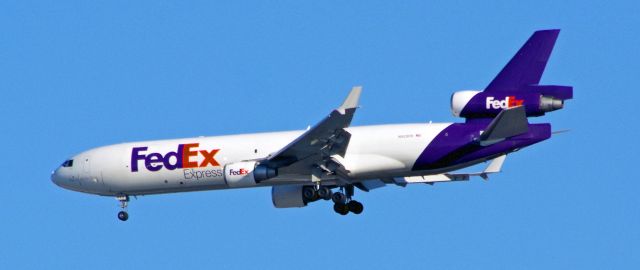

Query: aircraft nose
<box><xmin>52</xmin><ymin>159</ymin><xmax>75</xmax><ymax>189</ymax></box>
<box><xmin>51</xmin><ymin>169</ymin><xmax>63</xmax><ymax>187</ymax></box>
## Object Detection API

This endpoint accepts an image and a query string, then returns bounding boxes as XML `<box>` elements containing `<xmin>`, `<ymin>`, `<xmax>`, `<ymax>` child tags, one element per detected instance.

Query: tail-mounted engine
<box><xmin>451</xmin><ymin>30</ymin><xmax>573</xmax><ymax>119</ymax></box>
<box><xmin>451</xmin><ymin>85</ymin><xmax>572</xmax><ymax>118</ymax></box>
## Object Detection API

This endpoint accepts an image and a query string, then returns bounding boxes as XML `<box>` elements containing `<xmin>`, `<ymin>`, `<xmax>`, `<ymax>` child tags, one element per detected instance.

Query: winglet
<box><xmin>338</xmin><ymin>86</ymin><xmax>362</xmax><ymax>113</ymax></box>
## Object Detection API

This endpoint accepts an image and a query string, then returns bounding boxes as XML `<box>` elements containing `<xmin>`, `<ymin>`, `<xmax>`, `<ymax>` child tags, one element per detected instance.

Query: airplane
<box><xmin>51</xmin><ymin>29</ymin><xmax>572</xmax><ymax>221</ymax></box>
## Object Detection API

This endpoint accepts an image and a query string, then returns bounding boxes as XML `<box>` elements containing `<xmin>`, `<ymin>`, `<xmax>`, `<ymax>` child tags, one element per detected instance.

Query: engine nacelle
<box><xmin>271</xmin><ymin>185</ymin><xmax>306</xmax><ymax>208</ymax></box>
<box><xmin>224</xmin><ymin>161</ymin><xmax>277</xmax><ymax>188</ymax></box>
<box><xmin>451</xmin><ymin>88</ymin><xmax>570</xmax><ymax>118</ymax></box>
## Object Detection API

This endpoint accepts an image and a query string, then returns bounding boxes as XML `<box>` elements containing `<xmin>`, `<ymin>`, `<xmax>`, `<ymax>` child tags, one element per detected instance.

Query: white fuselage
<box><xmin>52</xmin><ymin>123</ymin><xmax>457</xmax><ymax>196</ymax></box>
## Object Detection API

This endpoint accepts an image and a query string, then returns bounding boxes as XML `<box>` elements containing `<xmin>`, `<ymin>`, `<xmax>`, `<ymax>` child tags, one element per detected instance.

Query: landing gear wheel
<box><xmin>302</xmin><ymin>186</ymin><xmax>319</xmax><ymax>202</ymax></box>
<box><xmin>117</xmin><ymin>211</ymin><xmax>129</xmax><ymax>221</ymax></box>
<box><xmin>116</xmin><ymin>195</ymin><xmax>130</xmax><ymax>221</ymax></box>
<box><xmin>317</xmin><ymin>186</ymin><xmax>332</xmax><ymax>200</ymax></box>
<box><xmin>333</xmin><ymin>203</ymin><xmax>349</xmax><ymax>215</ymax></box>
<box><xmin>332</xmin><ymin>192</ymin><xmax>347</xmax><ymax>204</ymax></box>
<box><xmin>347</xmin><ymin>200</ymin><xmax>364</xmax><ymax>214</ymax></box>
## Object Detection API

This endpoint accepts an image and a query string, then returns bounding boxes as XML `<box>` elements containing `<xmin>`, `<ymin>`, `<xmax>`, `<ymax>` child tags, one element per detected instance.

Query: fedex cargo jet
<box><xmin>52</xmin><ymin>30</ymin><xmax>572</xmax><ymax>221</ymax></box>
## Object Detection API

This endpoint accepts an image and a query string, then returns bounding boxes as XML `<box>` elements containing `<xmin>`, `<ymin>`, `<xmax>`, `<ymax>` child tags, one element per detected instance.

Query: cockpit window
<box><xmin>61</xmin><ymin>159</ymin><xmax>74</xmax><ymax>167</ymax></box>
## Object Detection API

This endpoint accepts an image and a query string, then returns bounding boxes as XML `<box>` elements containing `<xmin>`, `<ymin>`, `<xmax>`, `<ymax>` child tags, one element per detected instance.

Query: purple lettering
<box><xmin>163</xmin><ymin>149</ymin><xmax>182</xmax><ymax>170</ymax></box>
<box><xmin>131</xmin><ymin>147</ymin><xmax>148</xmax><ymax>172</ymax></box>
<box><xmin>146</xmin><ymin>153</ymin><xmax>164</xmax><ymax>172</ymax></box>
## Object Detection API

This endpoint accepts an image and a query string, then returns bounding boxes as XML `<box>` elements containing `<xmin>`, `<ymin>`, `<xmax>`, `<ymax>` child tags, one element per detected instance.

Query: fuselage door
<box><xmin>80</xmin><ymin>155</ymin><xmax>105</xmax><ymax>193</ymax></box>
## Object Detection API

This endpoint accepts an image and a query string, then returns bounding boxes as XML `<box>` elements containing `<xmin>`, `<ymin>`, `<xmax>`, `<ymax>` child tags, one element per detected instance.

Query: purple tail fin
<box><xmin>485</xmin><ymin>29</ymin><xmax>560</xmax><ymax>92</ymax></box>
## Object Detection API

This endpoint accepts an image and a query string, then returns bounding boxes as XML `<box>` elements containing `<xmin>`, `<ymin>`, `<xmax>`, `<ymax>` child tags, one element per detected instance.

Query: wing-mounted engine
<box><xmin>271</xmin><ymin>185</ymin><xmax>307</xmax><ymax>208</ymax></box>
<box><xmin>224</xmin><ymin>161</ymin><xmax>277</xmax><ymax>188</ymax></box>
<box><xmin>451</xmin><ymin>29</ymin><xmax>573</xmax><ymax>119</ymax></box>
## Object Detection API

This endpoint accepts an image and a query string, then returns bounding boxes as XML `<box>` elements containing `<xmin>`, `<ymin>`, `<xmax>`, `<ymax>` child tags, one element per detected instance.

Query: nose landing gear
<box><xmin>116</xmin><ymin>195</ymin><xmax>129</xmax><ymax>221</ymax></box>
<box><xmin>117</xmin><ymin>211</ymin><xmax>129</xmax><ymax>221</ymax></box>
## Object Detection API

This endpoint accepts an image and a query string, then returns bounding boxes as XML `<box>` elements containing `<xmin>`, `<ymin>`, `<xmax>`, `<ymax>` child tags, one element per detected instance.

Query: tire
<box><xmin>117</xmin><ymin>211</ymin><xmax>129</xmax><ymax>221</ymax></box>
<box><xmin>333</xmin><ymin>203</ymin><xmax>349</xmax><ymax>215</ymax></box>
<box><xmin>331</xmin><ymin>192</ymin><xmax>346</xmax><ymax>204</ymax></box>
<box><xmin>348</xmin><ymin>200</ymin><xmax>364</xmax><ymax>214</ymax></box>
<box><xmin>317</xmin><ymin>187</ymin><xmax>332</xmax><ymax>200</ymax></box>
<box><xmin>302</xmin><ymin>186</ymin><xmax>319</xmax><ymax>202</ymax></box>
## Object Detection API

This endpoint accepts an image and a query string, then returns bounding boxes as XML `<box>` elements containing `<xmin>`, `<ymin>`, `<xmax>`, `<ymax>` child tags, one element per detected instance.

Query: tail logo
<box><xmin>486</xmin><ymin>96</ymin><xmax>524</xmax><ymax>109</ymax></box>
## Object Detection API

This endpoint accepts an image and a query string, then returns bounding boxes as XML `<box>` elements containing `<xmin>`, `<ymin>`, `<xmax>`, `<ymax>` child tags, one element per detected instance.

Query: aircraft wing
<box><xmin>391</xmin><ymin>155</ymin><xmax>507</xmax><ymax>186</ymax></box>
<box><xmin>265</xmin><ymin>87</ymin><xmax>362</xmax><ymax>176</ymax></box>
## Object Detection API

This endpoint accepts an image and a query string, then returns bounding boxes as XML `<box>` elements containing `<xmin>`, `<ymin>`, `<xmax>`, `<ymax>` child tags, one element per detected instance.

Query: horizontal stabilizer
<box><xmin>479</xmin><ymin>106</ymin><xmax>528</xmax><ymax>145</ymax></box>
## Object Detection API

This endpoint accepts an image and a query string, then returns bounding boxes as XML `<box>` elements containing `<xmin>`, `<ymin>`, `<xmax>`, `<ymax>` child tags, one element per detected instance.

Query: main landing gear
<box><xmin>302</xmin><ymin>185</ymin><xmax>333</xmax><ymax>202</ymax></box>
<box><xmin>331</xmin><ymin>185</ymin><xmax>363</xmax><ymax>215</ymax></box>
<box><xmin>302</xmin><ymin>185</ymin><xmax>364</xmax><ymax>216</ymax></box>
<box><xmin>116</xmin><ymin>195</ymin><xmax>129</xmax><ymax>221</ymax></box>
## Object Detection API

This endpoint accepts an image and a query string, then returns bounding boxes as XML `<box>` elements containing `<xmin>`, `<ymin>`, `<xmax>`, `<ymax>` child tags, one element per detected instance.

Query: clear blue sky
<box><xmin>1</xmin><ymin>1</ymin><xmax>638</xmax><ymax>269</ymax></box>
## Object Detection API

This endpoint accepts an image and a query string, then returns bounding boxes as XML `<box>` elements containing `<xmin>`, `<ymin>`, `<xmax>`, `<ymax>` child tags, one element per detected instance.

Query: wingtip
<box><xmin>339</xmin><ymin>86</ymin><xmax>362</xmax><ymax>110</ymax></box>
